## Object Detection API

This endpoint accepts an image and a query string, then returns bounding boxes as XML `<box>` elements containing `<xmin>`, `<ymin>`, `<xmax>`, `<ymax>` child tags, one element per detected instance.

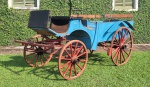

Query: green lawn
<box><xmin>0</xmin><ymin>51</ymin><xmax>150</xmax><ymax>87</ymax></box>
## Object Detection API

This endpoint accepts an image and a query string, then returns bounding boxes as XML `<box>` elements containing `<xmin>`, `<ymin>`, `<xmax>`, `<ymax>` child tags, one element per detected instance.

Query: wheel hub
<box><xmin>72</xmin><ymin>59</ymin><xmax>78</xmax><ymax>65</ymax></box>
<box><xmin>121</xmin><ymin>45</ymin><xmax>127</xmax><ymax>49</ymax></box>
<box><xmin>35</xmin><ymin>47</ymin><xmax>44</xmax><ymax>55</ymax></box>
<box><xmin>119</xmin><ymin>41</ymin><xmax>127</xmax><ymax>50</ymax></box>
<box><xmin>71</xmin><ymin>56</ymin><xmax>79</xmax><ymax>65</ymax></box>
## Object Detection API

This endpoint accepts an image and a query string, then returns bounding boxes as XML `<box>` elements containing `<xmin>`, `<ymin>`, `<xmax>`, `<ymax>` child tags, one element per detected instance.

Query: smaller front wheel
<box><xmin>58</xmin><ymin>40</ymin><xmax>88</xmax><ymax>80</ymax></box>
<box><xmin>24</xmin><ymin>45</ymin><xmax>52</xmax><ymax>67</ymax></box>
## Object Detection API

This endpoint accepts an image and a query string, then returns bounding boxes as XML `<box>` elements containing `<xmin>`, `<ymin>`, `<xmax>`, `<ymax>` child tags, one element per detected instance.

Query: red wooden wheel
<box><xmin>110</xmin><ymin>27</ymin><xmax>133</xmax><ymax>66</ymax></box>
<box><xmin>24</xmin><ymin>45</ymin><xmax>52</xmax><ymax>67</ymax></box>
<box><xmin>58</xmin><ymin>40</ymin><xmax>88</xmax><ymax>80</ymax></box>
<box><xmin>24</xmin><ymin>35</ymin><xmax>53</xmax><ymax>67</ymax></box>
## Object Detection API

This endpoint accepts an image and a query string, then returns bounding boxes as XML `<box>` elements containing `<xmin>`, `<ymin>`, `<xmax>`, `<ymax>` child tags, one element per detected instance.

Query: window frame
<box><xmin>112</xmin><ymin>0</ymin><xmax>138</xmax><ymax>11</ymax></box>
<box><xmin>8</xmin><ymin>0</ymin><xmax>40</xmax><ymax>10</ymax></box>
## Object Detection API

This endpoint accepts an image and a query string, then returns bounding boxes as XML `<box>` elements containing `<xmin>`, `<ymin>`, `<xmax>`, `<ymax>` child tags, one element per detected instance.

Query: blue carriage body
<box><xmin>28</xmin><ymin>10</ymin><xmax>134</xmax><ymax>51</ymax></box>
<box><xmin>47</xmin><ymin>19</ymin><xmax>134</xmax><ymax>50</ymax></box>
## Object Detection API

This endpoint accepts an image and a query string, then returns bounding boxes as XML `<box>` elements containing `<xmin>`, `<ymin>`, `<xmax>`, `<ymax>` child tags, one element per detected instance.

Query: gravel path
<box><xmin>0</xmin><ymin>44</ymin><xmax>150</xmax><ymax>55</ymax></box>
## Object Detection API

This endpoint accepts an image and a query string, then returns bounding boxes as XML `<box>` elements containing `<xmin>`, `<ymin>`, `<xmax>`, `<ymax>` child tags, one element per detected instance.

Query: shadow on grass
<box><xmin>29</xmin><ymin>58</ymin><xmax>64</xmax><ymax>80</ymax></box>
<box><xmin>0</xmin><ymin>55</ymin><xmax>64</xmax><ymax>80</ymax></box>
<box><xmin>0</xmin><ymin>53</ymin><xmax>115</xmax><ymax>81</ymax></box>
<box><xmin>0</xmin><ymin>55</ymin><xmax>28</xmax><ymax>75</ymax></box>
<box><xmin>88</xmin><ymin>52</ymin><xmax>115</xmax><ymax>66</ymax></box>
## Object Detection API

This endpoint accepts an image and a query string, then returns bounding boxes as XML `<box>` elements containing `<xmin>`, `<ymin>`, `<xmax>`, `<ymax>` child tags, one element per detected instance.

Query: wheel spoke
<box><xmin>125</xmin><ymin>40</ymin><xmax>132</xmax><ymax>44</ymax></box>
<box><xmin>113</xmin><ymin>48</ymin><xmax>119</xmax><ymax>60</ymax></box>
<box><xmin>79</xmin><ymin>59</ymin><xmax>86</xmax><ymax>63</ymax></box>
<box><xmin>35</xmin><ymin>55</ymin><xmax>39</xmax><ymax>67</ymax></box>
<box><xmin>120</xmin><ymin>50</ymin><xmax>122</xmax><ymax>64</ymax></box>
<box><xmin>61</xmin><ymin>56</ymin><xmax>71</xmax><ymax>61</ymax></box>
<box><xmin>61</xmin><ymin>61</ymin><xmax>71</xmax><ymax>69</ymax></box>
<box><xmin>122</xmin><ymin>29</ymin><xmax>127</xmax><ymax>39</ymax></box>
<box><xmin>77</xmin><ymin>52</ymin><xmax>86</xmax><ymax>58</ymax></box>
<box><xmin>76</xmin><ymin>63</ymin><xmax>83</xmax><ymax>70</ymax></box>
<box><xmin>120</xmin><ymin>30</ymin><xmax>123</xmax><ymax>39</ymax></box>
<box><xmin>116</xmin><ymin>51</ymin><xmax>120</xmax><ymax>64</ymax></box>
<box><xmin>112</xmin><ymin>47</ymin><xmax>119</xmax><ymax>59</ymax></box>
<box><xmin>69</xmin><ymin>44</ymin><xmax>73</xmax><ymax>56</ymax></box>
<box><xmin>28</xmin><ymin>54</ymin><xmax>37</xmax><ymax>63</ymax></box>
<box><xmin>69</xmin><ymin>64</ymin><xmax>73</xmax><ymax>77</ymax></box>
<box><xmin>64</xmin><ymin>49</ymin><xmax>72</xmax><ymax>58</ymax></box>
<box><xmin>43</xmin><ymin>54</ymin><xmax>48</xmax><ymax>60</ymax></box>
<box><xmin>75</xmin><ymin>45</ymin><xmax>84</xmax><ymax>55</ymax></box>
<box><xmin>121</xmin><ymin>50</ymin><xmax>126</xmax><ymax>61</ymax></box>
<box><xmin>123</xmin><ymin>49</ymin><xmax>129</xmax><ymax>56</ymax></box>
<box><xmin>126</xmin><ymin>46</ymin><xmax>132</xmax><ymax>50</ymax></box>
<box><xmin>112</xmin><ymin>43</ymin><xmax>119</xmax><ymax>47</ymax></box>
<box><xmin>40</xmin><ymin>55</ymin><xmax>44</xmax><ymax>65</ymax></box>
<box><xmin>114</xmin><ymin>37</ymin><xmax>119</xmax><ymax>44</ymax></box>
<box><xmin>123</xmin><ymin>35</ymin><xmax>130</xmax><ymax>43</ymax></box>
<box><xmin>118</xmin><ymin>31</ymin><xmax>121</xmax><ymax>43</ymax></box>
<box><xmin>63</xmin><ymin>62</ymin><xmax>72</xmax><ymax>76</ymax></box>
<box><xmin>73</xmin><ymin>42</ymin><xmax>79</xmax><ymax>55</ymax></box>
<box><xmin>74</xmin><ymin>65</ymin><xmax>78</xmax><ymax>76</ymax></box>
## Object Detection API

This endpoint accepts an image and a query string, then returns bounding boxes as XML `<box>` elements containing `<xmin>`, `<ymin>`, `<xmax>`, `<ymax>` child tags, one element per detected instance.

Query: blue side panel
<box><xmin>100</xmin><ymin>21</ymin><xmax>134</xmax><ymax>42</ymax></box>
<box><xmin>47</xmin><ymin>19</ymin><xmax>134</xmax><ymax>51</ymax></box>
<box><xmin>90</xmin><ymin>22</ymin><xmax>115</xmax><ymax>50</ymax></box>
<box><xmin>101</xmin><ymin>21</ymin><xmax>123</xmax><ymax>42</ymax></box>
<box><xmin>90</xmin><ymin>20</ymin><xmax>134</xmax><ymax>50</ymax></box>
<box><xmin>66</xmin><ymin>19</ymin><xmax>97</xmax><ymax>49</ymax></box>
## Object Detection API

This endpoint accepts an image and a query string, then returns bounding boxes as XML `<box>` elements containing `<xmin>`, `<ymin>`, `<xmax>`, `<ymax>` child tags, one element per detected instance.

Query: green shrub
<box><xmin>0</xmin><ymin>0</ymin><xmax>150</xmax><ymax>46</ymax></box>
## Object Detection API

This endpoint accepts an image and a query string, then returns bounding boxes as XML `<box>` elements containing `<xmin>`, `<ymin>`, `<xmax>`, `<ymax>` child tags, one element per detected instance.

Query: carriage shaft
<box><xmin>15</xmin><ymin>40</ymin><xmax>54</xmax><ymax>48</ymax></box>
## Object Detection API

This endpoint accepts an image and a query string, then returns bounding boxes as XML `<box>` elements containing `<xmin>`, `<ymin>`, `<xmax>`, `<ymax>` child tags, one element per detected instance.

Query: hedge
<box><xmin>0</xmin><ymin>0</ymin><xmax>150</xmax><ymax>46</ymax></box>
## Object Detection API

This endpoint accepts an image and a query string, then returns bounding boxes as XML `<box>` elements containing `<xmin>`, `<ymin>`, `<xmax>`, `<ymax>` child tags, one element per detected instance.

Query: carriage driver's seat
<box><xmin>28</xmin><ymin>10</ymin><xmax>53</xmax><ymax>35</ymax></box>
<box><xmin>28</xmin><ymin>10</ymin><xmax>50</xmax><ymax>29</ymax></box>
<box><xmin>28</xmin><ymin>10</ymin><xmax>70</xmax><ymax>35</ymax></box>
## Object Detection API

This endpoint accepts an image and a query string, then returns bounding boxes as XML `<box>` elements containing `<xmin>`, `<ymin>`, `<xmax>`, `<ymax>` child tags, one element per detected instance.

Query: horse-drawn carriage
<box><xmin>15</xmin><ymin>1</ymin><xmax>134</xmax><ymax>80</ymax></box>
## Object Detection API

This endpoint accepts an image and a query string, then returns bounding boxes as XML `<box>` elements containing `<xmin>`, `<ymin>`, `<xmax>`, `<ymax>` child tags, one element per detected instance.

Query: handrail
<box><xmin>71</xmin><ymin>14</ymin><xmax>101</xmax><ymax>18</ymax></box>
<box><xmin>104</xmin><ymin>14</ymin><xmax>133</xmax><ymax>18</ymax></box>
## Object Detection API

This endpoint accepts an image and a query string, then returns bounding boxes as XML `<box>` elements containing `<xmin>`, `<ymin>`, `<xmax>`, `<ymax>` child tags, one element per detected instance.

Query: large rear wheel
<box><xmin>110</xmin><ymin>27</ymin><xmax>133</xmax><ymax>66</ymax></box>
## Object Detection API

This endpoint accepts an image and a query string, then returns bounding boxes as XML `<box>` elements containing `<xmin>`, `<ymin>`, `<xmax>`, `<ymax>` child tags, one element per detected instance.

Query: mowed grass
<box><xmin>0</xmin><ymin>51</ymin><xmax>150</xmax><ymax>87</ymax></box>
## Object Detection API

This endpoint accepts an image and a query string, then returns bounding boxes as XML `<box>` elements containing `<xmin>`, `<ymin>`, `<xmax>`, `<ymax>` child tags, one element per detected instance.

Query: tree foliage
<box><xmin>0</xmin><ymin>0</ymin><xmax>150</xmax><ymax>46</ymax></box>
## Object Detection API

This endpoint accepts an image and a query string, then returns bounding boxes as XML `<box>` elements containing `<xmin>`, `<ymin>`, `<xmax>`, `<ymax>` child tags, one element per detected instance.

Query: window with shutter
<box><xmin>112</xmin><ymin>0</ymin><xmax>138</xmax><ymax>11</ymax></box>
<box><xmin>8</xmin><ymin>0</ymin><xmax>40</xmax><ymax>10</ymax></box>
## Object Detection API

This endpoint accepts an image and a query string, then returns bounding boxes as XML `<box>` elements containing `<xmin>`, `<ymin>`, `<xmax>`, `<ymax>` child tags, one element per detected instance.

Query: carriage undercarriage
<box><xmin>15</xmin><ymin>24</ymin><xmax>133</xmax><ymax>80</ymax></box>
